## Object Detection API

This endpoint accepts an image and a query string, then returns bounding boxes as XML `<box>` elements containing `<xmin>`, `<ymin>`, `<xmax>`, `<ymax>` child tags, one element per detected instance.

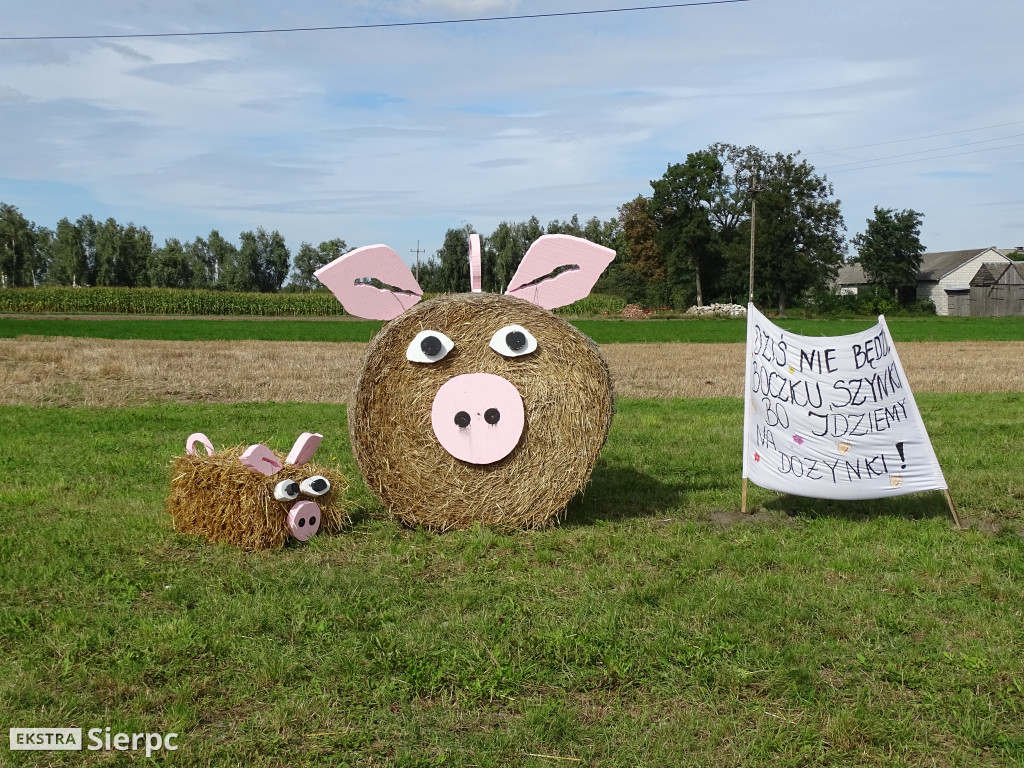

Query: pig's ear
<box><xmin>469</xmin><ymin>234</ymin><xmax>483</xmax><ymax>293</ymax></box>
<box><xmin>315</xmin><ymin>244</ymin><xmax>422</xmax><ymax>321</ymax></box>
<box><xmin>239</xmin><ymin>444</ymin><xmax>284</xmax><ymax>476</ymax></box>
<box><xmin>505</xmin><ymin>234</ymin><xmax>615</xmax><ymax>310</ymax></box>
<box><xmin>285</xmin><ymin>432</ymin><xmax>322</xmax><ymax>467</ymax></box>
<box><xmin>186</xmin><ymin>433</ymin><xmax>214</xmax><ymax>456</ymax></box>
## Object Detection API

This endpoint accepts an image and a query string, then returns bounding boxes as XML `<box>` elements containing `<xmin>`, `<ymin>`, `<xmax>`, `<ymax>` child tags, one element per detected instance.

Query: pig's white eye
<box><xmin>489</xmin><ymin>325</ymin><xmax>538</xmax><ymax>357</ymax></box>
<box><xmin>274</xmin><ymin>479</ymin><xmax>300</xmax><ymax>501</ymax></box>
<box><xmin>300</xmin><ymin>475</ymin><xmax>331</xmax><ymax>497</ymax></box>
<box><xmin>407</xmin><ymin>330</ymin><xmax>454</xmax><ymax>363</ymax></box>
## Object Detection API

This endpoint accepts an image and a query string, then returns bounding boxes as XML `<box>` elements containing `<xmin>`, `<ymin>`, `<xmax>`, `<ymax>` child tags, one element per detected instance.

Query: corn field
<box><xmin>0</xmin><ymin>287</ymin><xmax>348</xmax><ymax>316</ymax></box>
<box><xmin>0</xmin><ymin>287</ymin><xmax>626</xmax><ymax>317</ymax></box>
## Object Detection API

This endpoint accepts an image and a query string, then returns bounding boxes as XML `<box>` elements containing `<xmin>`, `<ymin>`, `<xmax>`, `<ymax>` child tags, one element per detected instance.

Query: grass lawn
<box><xmin>1</xmin><ymin>396</ymin><xmax>1022</xmax><ymax>766</ymax></box>
<box><xmin>3</xmin><ymin>313</ymin><xmax>1024</xmax><ymax>344</ymax></box>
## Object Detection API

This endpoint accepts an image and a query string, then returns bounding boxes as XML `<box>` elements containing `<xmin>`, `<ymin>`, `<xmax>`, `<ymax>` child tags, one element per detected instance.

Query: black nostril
<box><xmin>420</xmin><ymin>335</ymin><xmax>443</xmax><ymax>357</ymax></box>
<box><xmin>454</xmin><ymin>411</ymin><xmax>471</xmax><ymax>428</ymax></box>
<box><xmin>298</xmin><ymin>517</ymin><xmax>306</xmax><ymax>527</ymax></box>
<box><xmin>309</xmin><ymin>516</ymin><xmax>317</xmax><ymax>526</ymax></box>
<box><xmin>506</xmin><ymin>330</ymin><xmax>527</xmax><ymax>351</ymax></box>
<box><xmin>484</xmin><ymin>408</ymin><xmax>500</xmax><ymax>425</ymax></box>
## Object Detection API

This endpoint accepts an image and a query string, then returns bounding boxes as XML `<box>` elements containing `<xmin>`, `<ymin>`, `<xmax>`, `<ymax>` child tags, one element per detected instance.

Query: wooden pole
<box><xmin>944</xmin><ymin>488</ymin><xmax>962</xmax><ymax>529</ymax></box>
<box><xmin>410</xmin><ymin>240</ymin><xmax>424</xmax><ymax>283</ymax></box>
<box><xmin>741</xmin><ymin>478</ymin><xmax>748</xmax><ymax>515</ymax></box>
<box><xmin>748</xmin><ymin>194</ymin><xmax>757</xmax><ymax>303</ymax></box>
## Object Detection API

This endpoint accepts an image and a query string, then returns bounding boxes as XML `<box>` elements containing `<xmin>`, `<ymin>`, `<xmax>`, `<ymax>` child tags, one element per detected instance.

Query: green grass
<box><xmin>1</xmin><ymin>396</ymin><xmax>1022</xmax><ymax>766</ymax></box>
<box><xmin>3</xmin><ymin>314</ymin><xmax>1024</xmax><ymax>344</ymax></box>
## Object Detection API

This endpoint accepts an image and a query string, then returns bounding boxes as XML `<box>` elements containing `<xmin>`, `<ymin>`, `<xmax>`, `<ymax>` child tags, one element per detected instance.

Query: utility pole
<box><xmin>410</xmin><ymin>240</ymin><xmax>424</xmax><ymax>282</ymax></box>
<box><xmin>747</xmin><ymin>173</ymin><xmax>762</xmax><ymax>305</ymax></box>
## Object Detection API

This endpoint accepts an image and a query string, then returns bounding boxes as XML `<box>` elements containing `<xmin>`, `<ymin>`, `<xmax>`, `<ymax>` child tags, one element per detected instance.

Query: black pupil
<box><xmin>454</xmin><ymin>411</ymin><xmax>471</xmax><ymax>428</ymax></box>
<box><xmin>420</xmin><ymin>335</ymin><xmax>443</xmax><ymax>357</ymax></box>
<box><xmin>484</xmin><ymin>408</ymin><xmax>500</xmax><ymax>425</ymax></box>
<box><xmin>310</xmin><ymin>478</ymin><xmax>328</xmax><ymax>493</ymax></box>
<box><xmin>506</xmin><ymin>330</ymin><xmax>527</xmax><ymax>351</ymax></box>
<box><xmin>286</xmin><ymin>482</ymin><xmax>299</xmax><ymax>497</ymax></box>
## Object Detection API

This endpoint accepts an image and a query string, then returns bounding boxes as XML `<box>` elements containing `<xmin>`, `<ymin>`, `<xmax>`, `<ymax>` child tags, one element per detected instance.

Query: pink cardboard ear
<box><xmin>469</xmin><ymin>233</ymin><xmax>482</xmax><ymax>293</ymax></box>
<box><xmin>314</xmin><ymin>244</ymin><xmax>423</xmax><ymax>321</ymax></box>
<box><xmin>186</xmin><ymin>433</ymin><xmax>215</xmax><ymax>456</ymax></box>
<box><xmin>239</xmin><ymin>444</ymin><xmax>284</xmax><ymax>476</ymax></box>
<box><xmin>285</xmin><ymin>432</ymin><xmax>323</xmax><ymax>467</ymax></box>
<box><xmin>505</xmin><ymin>234</ymin><xmax>615</xmax><ymax>310</ymax></box>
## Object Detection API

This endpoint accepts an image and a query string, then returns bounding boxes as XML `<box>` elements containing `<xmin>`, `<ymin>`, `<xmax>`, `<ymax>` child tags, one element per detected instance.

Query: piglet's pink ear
<box><xmin>285</xmin><ymin>432</ymin><xmax>322</xmax><ymax>467</ymax></box>
<box><xmin>315</xmin><ymin>244</ymin><xmax>422</xmax><ymax>321</ymax></box>
<box><xmin>505</xmin><ymin>234</ymin><xmax>615</xmax><ymax>310</ymax></box>
<box><xmin>239</xmin><ymin>444</ymin><xmax>283</xmax><ymax>476</ymax></box>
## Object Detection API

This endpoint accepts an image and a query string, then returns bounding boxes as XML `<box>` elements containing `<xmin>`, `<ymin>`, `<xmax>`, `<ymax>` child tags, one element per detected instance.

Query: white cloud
<box><xmin>0</xmin><ymin>0</ymin><xmax>1021</xmax><ymax>256</ymax></box>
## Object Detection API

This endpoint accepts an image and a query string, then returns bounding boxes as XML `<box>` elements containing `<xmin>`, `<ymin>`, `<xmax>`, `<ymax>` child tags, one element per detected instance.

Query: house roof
<box><xmin>971</xmin><ymin>261</ymin><xmax>1024</xmax><ymax>286</ymax></box>
<box><xmin>836</xmin><ymin>248</ymin><xmax>1004</xmax><ymax>286</ymax></box>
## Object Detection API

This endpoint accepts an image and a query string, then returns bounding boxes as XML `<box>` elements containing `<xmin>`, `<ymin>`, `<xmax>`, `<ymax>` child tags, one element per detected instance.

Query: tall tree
<box><xmin>752</xmin><ymin>151</ymin><xmax>846</xmax><ymax>316</ymax></box>
<box><xmin>851</xmin><ymin>207</ymin><xmax>925</xmax><ymax>302</ymax></box>
<box><xmin>47</xmin><ymin>218</ymin><xmax>88</xmax><ymax>286</ymax></box>
<box><xmin>227</xmin><ymin>228</ymin><xmax>290</xmax><ymax>292</ymax></box>
<box><xmin>183</xmin><ymin>237</ymin><xmax>216</xmax><ymax>289</ymax></box>
<box><xmin>206</xmin><ymin>230</ymin><xmax>238</xmax><ymax>288</ymax></box>
<box><xmin>150</xmin><ymin>238</ymin><xmax>194</xmax><ymax>288</ymax></box>
<box><xmin>119</xmin><ymin>224</ymin><xmax>154</xmax><ymax>287</ymax></box>
<box><xmin>0</xmin><ymin>203</ymin><xmax>39</xmax><ymax>287</ymax></box>
<box><xmin>93</xmin><ymin>217</ymin><xmax>120</xmax><ymax>286</ymax></box>
<box><xmin>76</xmin><ymin>215</ymin><xmax>98</xmax><ymax>286</ymax></box>
<box><xmin>437</xmin><ymin>224</ymin><xmax>474</xmax><ymax>293</ymax></box>
<box><xmin>649</xmin><ymin>151</ymin><xmax>724</xmax><ymax>306</ymax></box>
<box><xmin>609</xmin><ymin>195</ymin><xmax>664</xmax><ymax>304</ymax></box>
<box><xmin>289</xmin><ymin>238</ymin><xmax>347</xmax><ymax>291</ymax></box>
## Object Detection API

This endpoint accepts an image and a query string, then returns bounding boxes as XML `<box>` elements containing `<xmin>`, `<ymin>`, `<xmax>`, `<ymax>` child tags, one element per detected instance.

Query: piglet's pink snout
<box><xmin>431</xmin><ymin>373</ymin><xmax>525</xmax><ymax>464</ymax></box>
<box><xmin>286</xmin><ymin>500</ymin><xmax>321</xmax><ymax>541</ymax></box>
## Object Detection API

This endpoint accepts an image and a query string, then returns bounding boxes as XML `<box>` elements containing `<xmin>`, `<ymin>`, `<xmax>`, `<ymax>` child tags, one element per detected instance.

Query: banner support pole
<box><xmin>741</xmin><ymin>478</ymin><xmax>748</xmax><ymax>515</ymax></box>
<box><xmin>943</xmin><ymin>489</ymin><xmax>962</xmax><ymax>529</ymax></box>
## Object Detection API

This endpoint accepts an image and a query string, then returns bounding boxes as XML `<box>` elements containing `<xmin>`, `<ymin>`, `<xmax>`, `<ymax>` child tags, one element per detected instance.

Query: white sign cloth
<box><xmin>741</xmin><ymin>304</ymin><xmax>947</xmax><ymax>500</ymax></box>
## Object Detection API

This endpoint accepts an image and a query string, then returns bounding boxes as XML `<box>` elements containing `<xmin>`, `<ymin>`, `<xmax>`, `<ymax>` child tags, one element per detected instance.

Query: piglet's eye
<box><xmin>300</xmin><ymin>476</ymin><xmax>331</xmax><ymax>497</ymax></box>
<box><xmin>407</xmin><ymin>330</ymin><xmax>454</xmax><ymax>363</ymax></box>
<box><xmin>274</xmin><ymin>479</ymin><xmax>300</xmax><ymax>501</ymax></box>
<box><xmin>489</xmin><ymin>325</ymin><xmax>538</xmax><ymax>357</ymax></box>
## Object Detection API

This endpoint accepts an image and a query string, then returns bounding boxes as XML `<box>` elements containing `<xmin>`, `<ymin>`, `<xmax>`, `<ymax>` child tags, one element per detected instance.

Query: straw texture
<box><xmin>166</xmin><ymin>445</ymin><xmax>352</xmax><ymax>551</ymax></box>
<box><xmin>349</xmin><ymin>293</ymin><xmax>614</xmax><ymax>530</ymax></box>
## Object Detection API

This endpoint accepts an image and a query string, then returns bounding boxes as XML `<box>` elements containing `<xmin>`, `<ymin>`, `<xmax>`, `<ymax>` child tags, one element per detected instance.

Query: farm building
<box><xmin>969</xmin><ymin>261</ymin><xmax>1024</xmax><ymax>316</ymax></box>
<box><xmin>835</xmin><ymin>247</ymin><xmax>1016</xmax><ymax>316</ymax></box>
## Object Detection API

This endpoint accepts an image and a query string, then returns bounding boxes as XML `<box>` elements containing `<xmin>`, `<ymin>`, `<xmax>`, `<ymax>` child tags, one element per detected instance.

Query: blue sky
<box><xmin>1</xmin><ymin>0</ymin><xmax>1022</xmax><ymax>269</ymax></box>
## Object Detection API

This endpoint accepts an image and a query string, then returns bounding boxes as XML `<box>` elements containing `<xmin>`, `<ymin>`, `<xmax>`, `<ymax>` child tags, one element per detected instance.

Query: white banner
<box><xmin>742</xmin><ymin>304</ymin><xmax>947</xmax><ymax>500</ymax></box>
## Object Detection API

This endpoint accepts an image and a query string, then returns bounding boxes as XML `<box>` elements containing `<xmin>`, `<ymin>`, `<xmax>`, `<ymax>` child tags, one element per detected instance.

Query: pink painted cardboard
<box><xmin>286</xmin><ymin>500</ymin><xmax>320</xmax><ymax>541</ymax></box>
<box><xmin>314</xmin><ymin>244</ymin><xmax>423</xmax><ymax>321</ymax></box>
<box><xmin>430</xmin><ymin>372</ymin><xmax>525</xmax><ymax>464</ymax></box>
<box><xmin>506</xmin><ymin>234</ymin><xmax>616</xmax><ymax>310</ymax></box>
<box><xmin>469</xmin><ymin>233</ymin><xmax>483</xmax><ymax>293</ymax></box>
<box><xmin>285</xmin><ymin>432</ymin><xmax>322</xmax><ymax>467</ymax></box>
<box><xmin>186</xmin><ymin>432</ymin><xmax>215</xmax><ymax>456</ymax></box>
<box><xmin>239</xmin><ymin>443</ymin><xmax>284</xmax><ymax>476</ymax></box>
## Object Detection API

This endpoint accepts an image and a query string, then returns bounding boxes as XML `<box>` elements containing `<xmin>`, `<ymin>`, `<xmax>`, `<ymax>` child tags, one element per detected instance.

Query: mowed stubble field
<box><xmin>2</xmin><ymin>336</ymin><xmax>1023</xmax><ymax>407</ymax></box>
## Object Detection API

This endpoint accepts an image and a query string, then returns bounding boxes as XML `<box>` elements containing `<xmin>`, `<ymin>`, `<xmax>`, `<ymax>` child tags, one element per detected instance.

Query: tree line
<box><xmin>1</xmin><ymin>142</ymin><xmax>927</xmax><ymax>314</ymax></box>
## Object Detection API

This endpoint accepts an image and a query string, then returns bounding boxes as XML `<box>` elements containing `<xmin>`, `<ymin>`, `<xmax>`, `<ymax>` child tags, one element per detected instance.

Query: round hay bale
<box><xmin>166</xmin><ymin>445</ymin><xmax>352</xmax><ymax>551</ymax></box>
<box><xmin>350</xmin><ymin>292</ymin><xmax>614</xmax><ymax>530</ymax></box>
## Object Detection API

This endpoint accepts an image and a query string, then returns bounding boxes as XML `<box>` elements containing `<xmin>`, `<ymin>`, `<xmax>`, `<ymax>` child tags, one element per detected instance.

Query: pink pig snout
<box><xmin>286</xmin><ymin>499</ymin><xmax>321</xmax><ymax>541</ymax></box>
<box><xmin>431</xmin><ymin>373</ymin><xmax>525</xmax><ymax>464</ymax></box>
